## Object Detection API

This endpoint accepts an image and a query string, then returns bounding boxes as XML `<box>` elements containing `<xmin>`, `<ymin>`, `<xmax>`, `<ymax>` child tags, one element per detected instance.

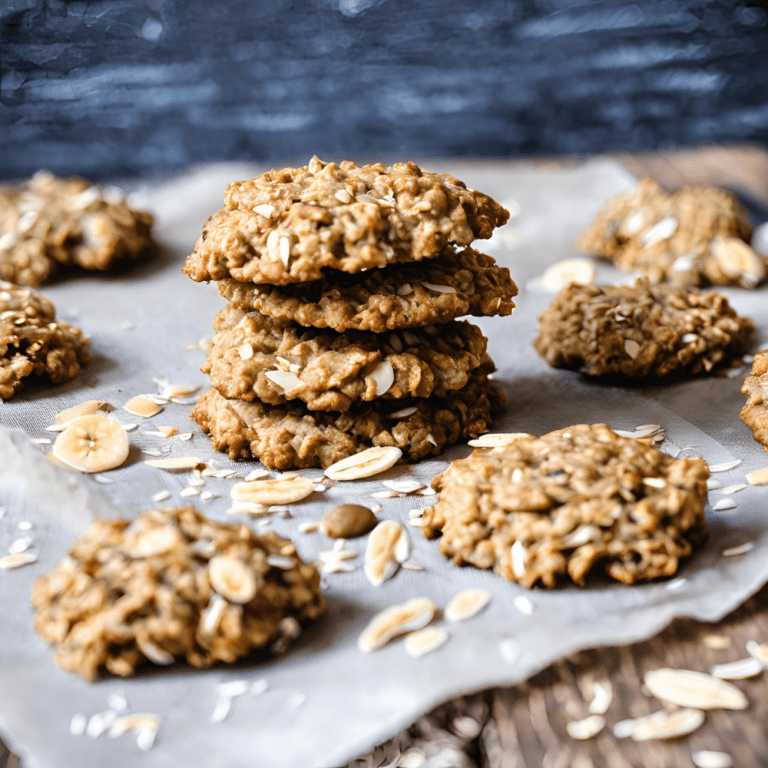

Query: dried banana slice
<box><xmin>53</xmin><ymin>414</ymin><xmax>129</xmax><ymax>473</ymax></box>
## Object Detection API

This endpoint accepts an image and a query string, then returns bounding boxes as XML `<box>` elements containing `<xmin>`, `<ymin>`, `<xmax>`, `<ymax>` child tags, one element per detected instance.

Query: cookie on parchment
<box><xmin>0</xmin><ymin>281</ymin><xmax>90</xmax><ymax>401</ymax></box>
<box><xmin>741</xmin><ymin>350</ymin><xmax>768</xmax><ymax>452</ymax></box>
<box><xmin>191</xmin><ymin>372</ymin><xmax>504</xmax><ymax>470</ymax></box>
<box><xmin>577</xmin><ymin>177</ymin><xmax>763</xmax><ymax>288</ymax></box>
<box><xmin>204</xmin><ymin>305</ymin><xmax>490</xmax><ymax>411</ymax></box>
<box><xmin>31</xmin><ymin>506</ymin><xmax>325</xmax><ymax>681</ymax></box>
<box><xmin>183</xmin><ymin>157</ymin><xmax>509</xmax><ymax>285</ymax></box>
<box><xmin>0</xmin><ymin>171</ymin><xmax>155</xmax><ymax>287</ymax></box>
<box><xmin>534</xmin><ymin>280</ymin><xmax>753</xmax><ymax>378</ymax></box>
<box><xmin>422</xmin><ymin>424</ymin><xmax>709</xmax><ymax>588</ymax></box>
<box><xmin>219</xmin><ymin>246</ymin><xmax>517</xmax><ymax>333</ymax></box>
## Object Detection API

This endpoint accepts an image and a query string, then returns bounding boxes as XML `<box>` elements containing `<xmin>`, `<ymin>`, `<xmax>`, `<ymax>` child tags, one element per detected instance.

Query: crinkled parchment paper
<box><xmin>1</xmin><ymin>160</ymin><xmax>767</xmax><ymax>768</ymax></box>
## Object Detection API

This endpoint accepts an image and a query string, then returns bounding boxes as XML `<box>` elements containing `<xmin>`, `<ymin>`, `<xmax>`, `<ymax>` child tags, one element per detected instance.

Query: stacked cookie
<box><xmin>184</xmin><ymin>157</ymin><xmax>517</xmax><ymax>470</ymax></box>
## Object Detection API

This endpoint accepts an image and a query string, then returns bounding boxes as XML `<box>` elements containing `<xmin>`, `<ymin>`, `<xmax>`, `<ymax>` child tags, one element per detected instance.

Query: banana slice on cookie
<box><xmin>53</xmin><ymin>414</ymin><xmax>130</xmax><ymax>473</ymax></box>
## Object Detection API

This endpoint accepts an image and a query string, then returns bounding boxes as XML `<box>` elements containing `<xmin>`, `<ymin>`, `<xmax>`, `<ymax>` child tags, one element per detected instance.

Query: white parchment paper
<box><xmin>1</xmin><ymin>160</ymin><xmax>767</xmax><ymax>768</ymax></box>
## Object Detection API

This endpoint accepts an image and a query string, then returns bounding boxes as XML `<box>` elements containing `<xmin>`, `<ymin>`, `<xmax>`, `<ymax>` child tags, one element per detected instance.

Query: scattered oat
<box><xmin>0</xmin><ymin>552</ymin><xmax>38</xmax><ymax>569</ymax></box>
<box><xmin>108</xmin><ymin>713</ymin><xmax>160</xmax><ymax>738</ymax></box>
<box><xmin>217</xmin><ymin>680</ymin><xmax>250</xmax><ymax>698</ymax></box>
<box><xmin>180</xmin><ymin>486</ymin><xmax>200</xmax><ymax>498</ymax></box>
<box><xmin>710</xmin><ymin>657</ymin><xmax>764</xmax><ymax>680</ymax></box>
<box><xmin>86</xmin><ymin>710</ymin><xmax>118</xmax><ymax>739</ymax></box>
<box><xmin>692</xmin><ymin>750</ymin><xmax>734</xmax><ymax>768</ymax></box>
<box><xmin>565</xmin><ymin>714</ymin><xmax>605</xmax><ymax>741</ymax></box>
<box><xmin>364</xmin><ymin>520</ymin><xmax>409</xmax><ymax>586</ymax></box>
<box><xmin>624</xmin><ymin>338</ymin><xmax>641</xmax><ymax>359</ymax></box>
<box><xmin>746</xmin><ymin>640</ymin><xmax>768</xmax><ymax>665</ymax></box>
<box><xmin>387</xmin><ymin>405</ymin><xmax>418</xmax><ymax>418</ymax></box>
<box><xmin>144</xmin><ymin>457</ymin><xmax>205</xmax><ymax>470</ymax></box>
<box><xmin>250</xmin><ymin>679</ymin><xmax>269</xmax><ymax>696</ymax></box>
<box><xmin>712</xmin><ymin>499</ymin><xmax>738</xmax><ymax>511</ymax></box>
<box><xmin>325</xmin><ymin>446</ymin><xmax>402</xmax><ymax>481</ymax></box>
<box><xmin>371</xmin><ymin>490</ymin><xmax>399</xmax><ymax>499</ymax></box>
<box><xmin>231</xmin><ymin>475</ymin><xmax>313</xmax><ymax>506</ymax></box>
<box><xmin>616</xmin><ymin>708</ymin><xmax>705</xmax><ymax>741</ymax></box>
<box><xmin>644</xmin><ymin>668</ymin><xmax>748</xmax><ymax>710</ymax></box>
<box><xmin>298</xmin><ymin>521</ymin><xmax>319</xmax><ymax>534</ymax></box>
<box><xmin>358</xmin><ymin>597</ymin><xmax>436</xmax><ymax>652</ymax></box>
<box><xmin>708</xmin><ymin>460</ymin><xmax>742</xmax><ymax>473</ymax></box>
<box><xmin>287</xmin><ymin>692</ymin><xmax>306</xmax><ymax>709</ymax></box>
<box><xmin>404</xmin><ymin>626</ymin><xmax>448</xmax><ymax>658</ymax></box>
<box><xmin>707</xmin><ymin>478</ymin><xmax>724</xmax><ymax>490</ymax></box>
<box><xmin>513</xmin><ymin>595</ymin><xmax>534</xmax><ymax>615</ymax></box>
<box><xmin>746</xmin><ymin>467</ymin><xmax>768</xmax><ymax>486</ymax></box>
<box><xmin>716</xmin><ymin>484</ymin><xmax>747</xmax><ymax>495</ymax></box>
<box><xmin>245</xmin><ymin>469</ymin><xmax>269</xmax><ymax>481</ymax></box>
<box><xmin>722</xmin><ymin>542</ymin><xmax>754</xmax><ymax>557</ymax></box>
<box><xmin>210</xmin><ymin>697</ymin><xmax>231</xmax><ymax>723</ymax></box>
<box><xmin>401</xmin><ymin>563</ymin><xmax>424</xmax><ymax>571</ymax></box>
<box><xmin>70</xmin><ymin>713</ymin><xmax>87</xmax><ymax>736</ymax></box>
<box><xmin>588</xmin><ymin>680</ymin><xmax>613</xmax><ymax>715</ymax></box>
<box><xmin>703</xmin><ymin>634</ymin><xmax>731</xmax><ymax>650</ymax></box>
<box><xmin>467</xmin><ymin>432</ymin><xmax>532</xmax><ymax>448</ymax></box>
<box><xmin>499</xmin><ymin>638</ymin><xmax>520</xmax><ymax>665</ymax></box>
<box><xmin>152</xmin><ymin>426</ymin><xmax>178</xmax><ymax>438</ymax></box>
<box><xmin>124</xmin><ymin>396</ymin><xmax>163</xmax><ymax>418</ymax></box>
<box><xmin>9</xmin><ymin>537</ymin><xmax>33</xmax><ymax>554</ymax></box>
<box><xmin>17</xmin><ymin>521</ymin><xmax>34</xmax><ymax>531</ymax></box>
<box><xmin>445</xmin><ymin>589</ymin><xmax>491</xmax><ymax>622</ymax></box>
<box><xmin>31</xmin><ymin>437</ymin><xmax>52</xmax><ymax>445</ymax></box>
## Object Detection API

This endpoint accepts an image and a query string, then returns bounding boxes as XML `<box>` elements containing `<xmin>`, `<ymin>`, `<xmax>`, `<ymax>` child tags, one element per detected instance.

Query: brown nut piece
<box><xmin>321</xmin><ymin>504</ymin><xmax>378</xmax><ymax>539</ymax></box>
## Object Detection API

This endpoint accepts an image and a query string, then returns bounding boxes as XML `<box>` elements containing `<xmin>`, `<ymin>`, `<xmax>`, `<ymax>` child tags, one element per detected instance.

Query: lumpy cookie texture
<box><xmin>0</xmin><ymin>171</ymin><xmax>155</xmax><ymax>286</ymax></box>
<box><xmin>741</xmin><ymin>350</ymin><xmax>768</xmax><ymax>452</ymax></box>
<box><xmin>191</xmin><ymin>372</ymin><xmax>504</xmax><ymax>470</ymax></box>
<box><xmin>31</xmin><ymin>506</ymin><xmax>325</xmax><ymax>681</ymax></box>
<box><xmin>204</xmin><ymin>305</ymin><xmax>489</xmax><ymax>411</ymax></box>
<box><xmin>534</xmin><ymin>280</ymin><xmax>753</xmax><ymax>378</ymax></box>
<box><xmin>0</xmin><ymin>281</ymin><xmax>90</xmax><ymax>400</ymax></box>
<box><xmin>577</xmin><ymin>177</ymin><xmax>763</xmax><ymax>287</ymax></box>
<box><xmin>183</xmin><ymin>158</ymin><xmax>509</xmax><ymax>285</ymax></box>
<box><xmin>218</xmin><ymin>247</ymin><xmax>517</xmax><ymax>332</ymax></box>
<box><xmin>422</xmin><ymin>424</ymin><xmax>709</xmax><ymax>588</ymax></box>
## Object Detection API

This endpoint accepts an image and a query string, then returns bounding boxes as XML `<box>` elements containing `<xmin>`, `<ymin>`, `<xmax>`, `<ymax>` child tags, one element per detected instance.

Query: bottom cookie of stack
<box><xmin>191</xmin><ymin>371</ymin><xmax>504</xmax><ymax>470</ymax></box>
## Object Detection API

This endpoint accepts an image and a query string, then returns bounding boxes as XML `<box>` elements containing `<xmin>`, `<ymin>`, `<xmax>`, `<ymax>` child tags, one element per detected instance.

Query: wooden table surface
<box><xmin>2</xmin><ymin>145</ymin><xmax>767</xmax><ymax>768</ymax></box>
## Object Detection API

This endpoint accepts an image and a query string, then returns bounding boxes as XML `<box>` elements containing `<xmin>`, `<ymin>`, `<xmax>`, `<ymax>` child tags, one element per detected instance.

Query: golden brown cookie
<box><xmin>422</xmin><ymin>424</ymin><xmax>709</xmax><ymax>588</ymax></box>
<box><xmin>534</xmin><ymin>280</ymin><xmax>753</xmax><ymax>378</ymax></box>
<box><xmin>204</xmin><ymin>305</ymin><xmax>490</xmax><ymax>411</ymax></box>
<box><xmin>0</xmin><ymin>281</ymin><xmax>90</xmax><ymax>400</ymax></box>
<box><xmin>218</xmin><ymin>246</ymin><xmax>517</xmax><ymax>332</ymax></box>
<box><xmin>741</xmin><ymin>350</ymin><xmax>768</xmax><ymax>452</ymax></box>
<box><xmin>31</xmin><ymin>506</ymin><xmax>325</xmax><ymax>681</ymax></box>
<box><xmin>191</xmin><ymin>371</ymin><xmax>504</xmax><ymax>470</ymax></box>
<box><xmin>183</xmin><ymin>158</ymin><xmax>509</xmax><ymax>285</ymax></box>
<box><xmin>0</xmin><ymin>171</ymin><xmax>155</xmax><ymax>286</ymax></box>
<box><xmin>577</xmin><ymin>177</ymin><xmax>763</xmax><ymax>287</ymax></box>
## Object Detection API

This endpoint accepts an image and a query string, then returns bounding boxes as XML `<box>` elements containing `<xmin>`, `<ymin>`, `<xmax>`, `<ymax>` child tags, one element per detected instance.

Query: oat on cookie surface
<box><xmin>577</xmin><ymin>177</ymin><xmax>761</xmax><ymax>287</ymax></box>
<box><xmin>534</xmin><ymin>280</ymin><xmax>753</xmax><ymax>378</ymax></box>
<box><xmin>219</xmin><ymin>246</ymin><xmax>518</xmax><ymax>332</ymax></box>
<box><xmin>191</xmin><ymin>371</ymin><xmax>504</xmax><ymax>469</ymax></box>
<box><xmin>0</xmin><ymin>281</ymin><xmax>90</xmax><ymax>400</ymax></box>
<box><xmin>204</xmin><ymin>305</ymin><xmax>490</xmax><ymax>411</ymax></box>
<box><xmin>31</xmin><ymin>506</ymin><xmax>324</xmax><ymax>681</ymax></box>
<box><xmin>741</xmin><ymin>350</ymin><xmax>768</xmax><ymax>452</ymax></box>
<box><xmin>422</xmin><ymin>424</ymin><xmax>709</xmax><ymax>588</ymax></box>
<box><xmin>183</xmin><ymin>158</ymin><xmax>509</xmax><ymax>285</ymax></box>
<box><xmin>0</xmin><ymin>171</ymin><xmax>155</xmax><ymax>286</ymax></box>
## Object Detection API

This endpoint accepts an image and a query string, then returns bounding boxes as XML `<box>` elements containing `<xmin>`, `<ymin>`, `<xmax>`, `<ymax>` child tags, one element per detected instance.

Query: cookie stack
<box><xmin>184</xmin><ymin>158</ymin><xmax>517</xmax><ymax>470</ymax></box>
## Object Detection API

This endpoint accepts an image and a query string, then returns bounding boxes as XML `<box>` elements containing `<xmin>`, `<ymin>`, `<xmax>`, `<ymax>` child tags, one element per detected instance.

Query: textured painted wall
<box><xmin>1</xmin><ymin>0</ymin><xmax>767</xmax><ymax>179</ymax></box>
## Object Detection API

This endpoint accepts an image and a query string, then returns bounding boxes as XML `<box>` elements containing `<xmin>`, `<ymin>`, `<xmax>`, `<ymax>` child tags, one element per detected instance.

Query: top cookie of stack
<box><xmin>185</xmin><ymin>157</ymin><xmax>517</xmax><ymax>469</ymax></box>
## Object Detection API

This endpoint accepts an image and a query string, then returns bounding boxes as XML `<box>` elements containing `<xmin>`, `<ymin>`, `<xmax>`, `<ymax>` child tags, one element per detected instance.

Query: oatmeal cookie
<box><xmin>577</xmin><ymin>177</ymin><xmax>762</xmax><ymax>287</ymax></box>
<box><xmin>191</xmin><ymin>371</ymin><xmax>504</xmax><ymax>470</ymax></box>
<box><xmin>534</xmin><ymin>280</ymin><xmax>753</xmax><ymax>378</ymax></box>
<box><xmin>422</xmin><ymin>423</ymin><xmax>709</xmax><ymax>588</ymax></box>
<box><xmin>218</xmin><ymin>246</ymin><xmax>517</xmax><ymax>332</ymax></box>
<box><xmin>183</xmin><ymin>158</ymin><xmax>509</xmax><ymax>285</ymax></box>
<box><xmin>0</xmin><ymin>281</ymin><xmax>90</xmax><ymax>400</ymax></box>
<box><xmin>31</xmin><ymin>506</ymin><xmax>325</xmax><ymax>681</ymax></box>
<box><xmin>204</xmin><ymin>305</ymin><xmax>490</xmax><ymax>411</ymax></box>
<box><xmin>741</xmin><ymin>350</ymin><xmax>768</xmax><ymax>452</ymax></box>
<box><xmin>0</xmin><ymin>171</ymin><xmax>155</xmax><ymax>286</ymax></box>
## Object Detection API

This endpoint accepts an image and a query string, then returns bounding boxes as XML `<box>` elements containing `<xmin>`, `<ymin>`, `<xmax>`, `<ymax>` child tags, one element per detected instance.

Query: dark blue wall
<box><xmin>1</xmin><ymin>0</ymin><xmax>767</xmax><ymax>180</ymax></box>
